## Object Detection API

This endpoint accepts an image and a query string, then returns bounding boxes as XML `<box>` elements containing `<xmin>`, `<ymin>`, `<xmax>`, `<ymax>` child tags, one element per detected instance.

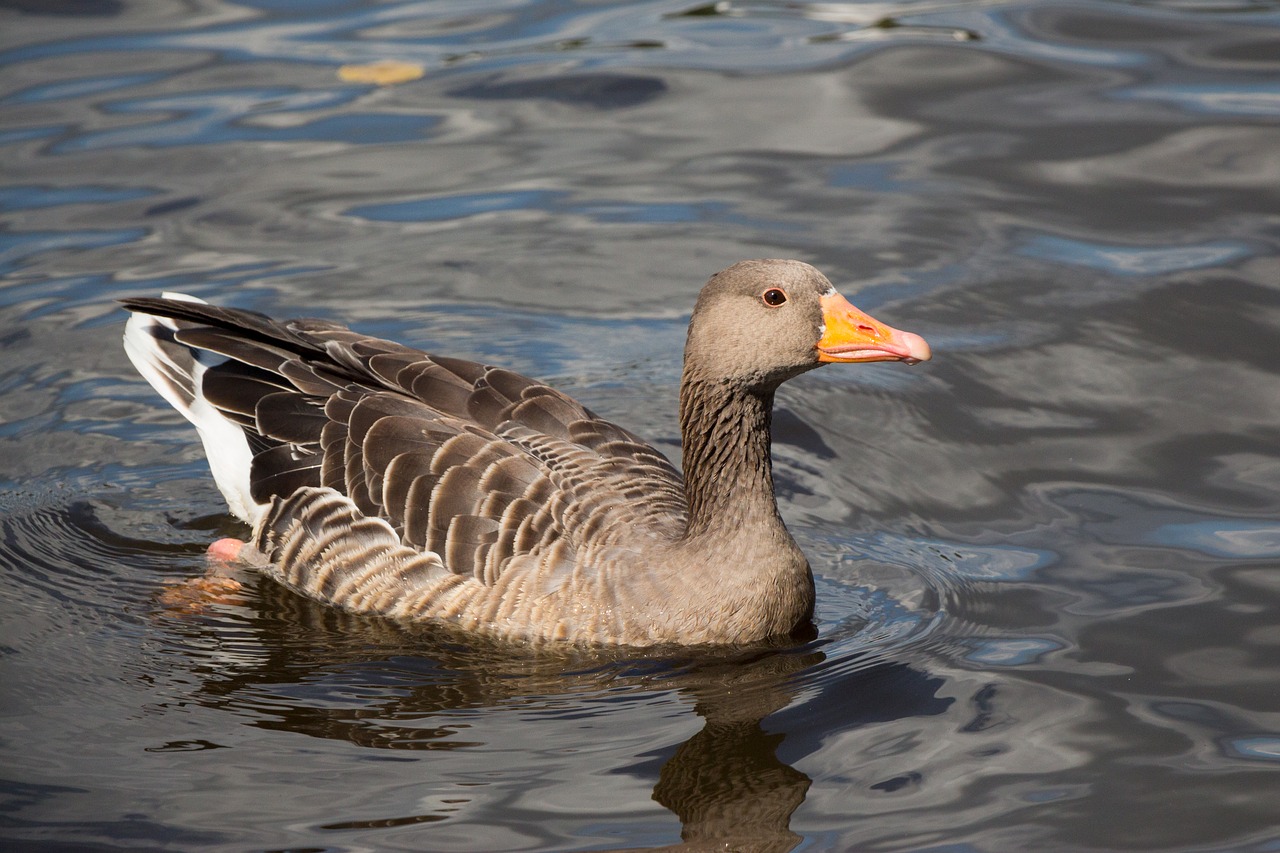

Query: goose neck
<box><xmin>678</xmin><ymin>375</ymin><xmax>783</xmax><ymax>540</ymax></box>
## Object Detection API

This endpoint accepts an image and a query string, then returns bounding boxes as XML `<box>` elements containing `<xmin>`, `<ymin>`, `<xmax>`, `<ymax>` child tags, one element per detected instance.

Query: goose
<box><xmin>122</xmin><ymin>259</ymin><xmax>929</xmax><ymax>646</ymax></box>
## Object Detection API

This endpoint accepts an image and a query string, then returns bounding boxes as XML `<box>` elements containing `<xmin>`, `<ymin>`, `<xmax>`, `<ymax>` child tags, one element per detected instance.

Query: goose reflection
<box><xmin>159</xmin><ymin>574</ymin><xmax>949</xmax><ymax>852</ymax></box>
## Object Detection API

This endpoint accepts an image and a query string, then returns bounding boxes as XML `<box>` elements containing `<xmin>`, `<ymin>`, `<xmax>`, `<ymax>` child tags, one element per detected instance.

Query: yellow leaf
<box><xmin>338</xmin><ymin>60</ymin><xmax>426</xmax><ymax>86</ymax></box>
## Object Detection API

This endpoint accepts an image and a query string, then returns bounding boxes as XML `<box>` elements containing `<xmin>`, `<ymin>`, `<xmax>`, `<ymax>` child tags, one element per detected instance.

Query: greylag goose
<box><xmin>122</xmin><ymin>259</ymin><xmax>929</xmax><ymax>646</ymax></box>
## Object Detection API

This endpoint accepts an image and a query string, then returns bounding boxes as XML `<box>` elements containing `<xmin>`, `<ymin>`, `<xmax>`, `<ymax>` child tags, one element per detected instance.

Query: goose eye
<box><xmin>762</xmin><ymin>288</ymin><xmax>788</xmax><ymax>307</ymax></box>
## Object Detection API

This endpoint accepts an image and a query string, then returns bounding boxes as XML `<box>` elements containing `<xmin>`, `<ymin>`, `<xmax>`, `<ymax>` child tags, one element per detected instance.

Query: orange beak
<box><xmin>816</xmin><ymin>292</ymin><xmax>931</xmax><ymax>364</ymax></box>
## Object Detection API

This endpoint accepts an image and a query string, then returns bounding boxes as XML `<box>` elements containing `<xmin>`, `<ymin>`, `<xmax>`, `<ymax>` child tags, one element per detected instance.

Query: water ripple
<box><xmin>1120</xmin><ymin>82</ymin><xmax>1280</xmax><ymax>116</ymax></box>
<box><xmin>0</xmin><ymin>229</ymin><xmax>149</xmax><ymax>274</ymax></box>
<box><xmin>4</xmin><ymin>73</ymin><xmax>164</xmax><ymax>105</ymax></box>
<box><xmin>57</xmin><ymin>88</ymin><xmax>439</xmax><ymax>152</ymax></box>
<box><xmin>0</xmin><ymin>185</ymin><xmax>157</xmax><ymax>210</ymax></box>
<box><xmin>1017</xmin><ymin>233</ymin><xmax>1252</xmax><ymax>275</ymax></box>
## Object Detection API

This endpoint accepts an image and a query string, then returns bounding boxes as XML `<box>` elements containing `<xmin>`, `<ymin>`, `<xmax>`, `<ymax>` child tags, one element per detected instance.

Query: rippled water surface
<box><xmin>3</xmin><ymin>1</ymin><xmax>1280</xmax><ymax>850</ymax></box>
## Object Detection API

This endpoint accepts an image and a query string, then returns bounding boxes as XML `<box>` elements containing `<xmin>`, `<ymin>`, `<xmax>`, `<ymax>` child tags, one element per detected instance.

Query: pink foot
<box><xmin>207</xmin><ymin>537</ymin><xmax>246</xmax><ymax>561</ymax></box>
<box><xmin>156</xmin><ymin>538</ymin><xmax>250</xmax><ymax>615</ymax></box>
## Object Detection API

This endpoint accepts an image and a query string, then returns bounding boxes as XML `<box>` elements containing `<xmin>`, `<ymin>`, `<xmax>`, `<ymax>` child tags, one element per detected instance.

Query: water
<box><xmin>2</xmin><ymin>0</ymin><xmax>1279</xmax><ymax>849</ymax></box>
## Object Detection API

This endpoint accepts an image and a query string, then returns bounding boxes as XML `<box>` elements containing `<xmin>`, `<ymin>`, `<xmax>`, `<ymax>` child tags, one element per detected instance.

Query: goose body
<box><xmin>122</xmin><ymin>260</ymin><xmax>929</xmax><ymax>646</ymax></box>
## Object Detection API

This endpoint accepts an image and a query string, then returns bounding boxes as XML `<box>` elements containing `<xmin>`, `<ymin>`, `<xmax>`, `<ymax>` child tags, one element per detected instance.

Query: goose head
<box><xmin>683</xmin><ymin>259</ymin><xmax>931</xmax><ymax>391</ymax></box>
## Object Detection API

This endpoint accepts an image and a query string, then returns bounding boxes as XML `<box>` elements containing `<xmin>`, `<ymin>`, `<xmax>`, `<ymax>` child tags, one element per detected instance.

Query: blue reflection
<box><xmin>0</xmin><ymin>126</ymin><xmax>62</xmax><ymax>146</ymax></box>
<box><xmin>1152</xmin><ymin>700</ymin><xmax>1235</xmax><ymax>728</ymax></box>
<box><xmin>852</xmin><ymin>531</ymin><xmax>1054</xmax><ymax>582</ymax></box>
<box><xmin>1076</xmin><ymin>572</ymin><xmax>1191</xmax><ymax>609</ymax></box>
<box><xmin>349</xmin><ymin>190</ymin><xmax>799</xmax><ymax>230</ymax></box>
<box><xmin>1145</xmin><ymin>520</ymin><xmax>1280</xmax><ymax>560</ymax></box>
<box><xmin>1223</xmin><ymin>736</ymin><xmax>1280</xmax><ymax>763</ymax></box>
<box><xmin>0</xmin><ymin>186</ymin><xmax>157</xmax><ymax>211</ymax></box>
<box><xmin>4</xmin><ymin>74</ymin><xmax>162</xmax><ymax>105</ymax></box>
<box><xmin>1119</xmin><ymin>84</ymin><xmax>1280</xmax><ymax>118</ymax></box>
<box><xmin>0</xmin><ymin>229</ymin><xmax>148</xmax><ymax>275</ymax></box>
<box><xmin>1022</xmin><ymin>786</ymin><xmax>1085</xmax><ymax>804</ymax></box>
<box><xmin>963</xmin><ymin>637</ymin><xmax>1062</xmax><ymax>666</ymax></box>
<box><xmin>1018</xmin><ymin>234</ymin><xmax>1250</xmax><ymax>275</ymax></box>
<box><xmin>56</xmin><ymin>88</ymin><xmax>437</xmax><ymax>152</ymax></box>
<box><xmin>576</xmin><ymin>200</ymin><xmax>719</xmax><ymax>224</ymax></box>
<box><xmin>0</xmin><ymin>272</ymin><xmax>112</xmax><ymax>316</ymax></box>
<box><xmin>349</xmin><ymin>190</ymin><xmax>568</xmax><ymax>222</ymax></box>
<box><xmin>828</xmin><ymin>161</ymin><xmax>913</xmax><ymax>192</ymax></box>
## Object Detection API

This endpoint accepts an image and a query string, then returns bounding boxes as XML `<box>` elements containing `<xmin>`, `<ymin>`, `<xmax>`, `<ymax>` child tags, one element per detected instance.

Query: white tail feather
<box><xmin>123</xmin><ymin>293</ymin><xmax>264</xmax><ymax>524</ymax></box>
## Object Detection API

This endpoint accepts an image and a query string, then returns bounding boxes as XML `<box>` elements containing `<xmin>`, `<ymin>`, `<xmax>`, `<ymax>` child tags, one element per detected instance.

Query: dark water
<box><xmin>3</xmin><ymin>1</ymin><xmax>1279</xmax><ymax>850</ymax></box>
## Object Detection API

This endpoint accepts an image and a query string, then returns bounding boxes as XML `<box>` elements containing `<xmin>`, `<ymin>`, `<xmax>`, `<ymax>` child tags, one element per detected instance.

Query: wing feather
<box><xmin>119</xmin><ymin>296</ymin><xmax>687</xmax><ymax>590</ymax></box>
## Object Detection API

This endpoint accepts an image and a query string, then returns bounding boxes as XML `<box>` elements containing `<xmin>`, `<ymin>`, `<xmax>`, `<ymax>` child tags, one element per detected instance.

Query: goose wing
<box><xmin>120</xmin><ymin>297</ymin><xmax>687</xmax><ymax>583</ymax></box>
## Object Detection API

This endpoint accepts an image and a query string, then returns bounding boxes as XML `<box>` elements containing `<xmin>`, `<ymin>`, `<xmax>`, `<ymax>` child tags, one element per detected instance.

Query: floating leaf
<box><xmin>338</xmin><ymin>60</ymin><xmax>426</xmax><ymax>86</ymax></box>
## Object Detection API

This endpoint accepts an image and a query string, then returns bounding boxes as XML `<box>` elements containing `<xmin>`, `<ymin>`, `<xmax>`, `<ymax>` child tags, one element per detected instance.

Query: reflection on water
<box><xmin>185</xmin><ymin>588</ymin><xmax>831</xmax><ymax>850</ymax></box>
<box><xmin>3</xmin><ymin>0</ymin><xmax>1280</xmax><ymax>850</ymax></box>
<box><xmin>143</xmin><ymin>575</ymin><xmax>960</xmax><ymax>853</ymax></box>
